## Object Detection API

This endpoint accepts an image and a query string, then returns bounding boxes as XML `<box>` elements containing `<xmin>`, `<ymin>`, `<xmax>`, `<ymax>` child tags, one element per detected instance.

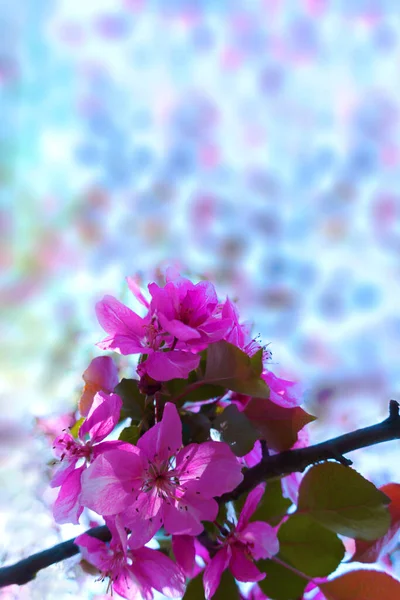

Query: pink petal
<box><xmin>163</xmin><ymin>494</ymin><xmax>218</xmax><ymax>535</ymax></box>
<box><xmin>199</xmin><ymin>318</ymin><xmax>233</xmax><ymax>343</ymax></box>
<box><xmin>281</xmin><ymin>471</ymin><xmax>302</xmax><ymax>505</ymax></box>
<box><xmin>137</xmin><ymin>402</ymin><xmax>182</xmax><ymax>462</ymax></box>
<box><xmin>121</xmin><ymin>509</ymin><xmax>160</xmax><ymax>549</ymax></box>
<box><xmin>142</xmin><ymin>350</ymin><xmax>200</xmax><ymax>381</ymax></box>
<box><xmin>176</xmin><ymin>442</ymin><xmax>243</xmax><ymax>498</ymax></box>
<box><xmin>262</xmin><ymin>371</ymin><xmax>302</xmax><ymax>408</ymax></box>
<box><xmin>229</xmin><ymin>546</ymin><xmax>265</xmax><ymax>583</ymax></box>
<box><xmin>83</xmin><ymin>355</ymin><xmax>119</xmax><ymax>389</ymax></box>
<box><xmin>203</xmin><ymin>546</ymin><xmax>230</xmax><ymax>600</ymax></box>
<box><xmin>130</xmin><ymin>546</ymin><xmax>186</xmax><ymax>599</ymax></box>
<box><xmin>74</xmin><ymin>533</ymin><xmax>111</xmax><ymax>571</ymax></box>
<box><xmin>95</xmin><ymin>295</ymin><xmax>145</xmax><ymax>355</ymax></box>
<box><xmin>237</xmin><ymin>483</ymin><xmax>266</xmax><ymax>531</ymax></box>
<box><xmin>172</xmin><ymin>535</ymin><xmax>196</xmax><ymax>577</ymax></box>
<box><xmin>131</xmin><ymin>489</ymin><xmax>163</xmax><ymax>520</ymax></box>
<box><xmin>148</xmin><ymin>282</ymin><xmax>176</xmax><ymax>320</ymax></box>
<box><xmin>53</xmin><ymin>465</ymin><xmax>85</xmax><ymax>524</ymax></box>
<box><xmin>114</xmin><ymin>569</ymin><xmax>146</xmax><ymax>600</ymax></box>
<box><xmin>80</xmin><ymin>449</ymin><xmax>144</xmax><ymax>515</ymax></box>
<box><xmin>241</xmin><ymin>439</ymin><xmax>263</xmax><ymax>468</ymax></box>
<box><xmin>194</xmin><ymin>280</ymin><xmax>218</xmax><ymax>308</ymax></box>
<box><xmin>239</xmin><ymin>522</ymin><xmax>279</xmax><ymax>560</ymax></box>
<box><xmin>51</xmin><ymin>456</ymin><xmax>78</xmax><ymax>488</ymax></box>
<box><xmin>126</xmin><ymin>276</ymin><xmax>150</xmax><ymax>308</ymax></box>
<box><xmin>79</xmin><ymin>391</ymin><xmax>122</xmax><ymax>443</ymax></box>
<box><xmin>92</xmin><ymin>439</ymin><xmax>131</xmax><ymax>457</ymax></box>
<box><xmin>97</xmin><ymin>335</ymin><xmax>145</xmax><ymax>355</ymax></box>
<box><xmin>160</xmin><ymin>314</ymin><xmax>202</xmax><ymax>341</ymax></box>
<box><xmin>80</xmin><ymin>356</ymin><xmax>119</xmax><ymax>416</ymax></box>
<box><xmin>105</xmin><ymin>515</ymin><xmax>129</xmax><ymax>555</ymax></box>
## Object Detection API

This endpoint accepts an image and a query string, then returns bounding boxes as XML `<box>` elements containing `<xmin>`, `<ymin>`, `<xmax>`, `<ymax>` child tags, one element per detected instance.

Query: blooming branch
<box><xmin>1</xmin><ymin>400</ymin><xmax>399</xmax><ymax>589</ymax></box>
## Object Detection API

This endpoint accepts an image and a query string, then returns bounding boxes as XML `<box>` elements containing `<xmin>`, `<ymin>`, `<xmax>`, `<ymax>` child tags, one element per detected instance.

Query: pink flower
<box><xmin>81</xmin><ymin>403</ymin><xmax>243</xmax><ymax>539</ymax></box>
<box><xmin>149</xmin><ymin>277</ymin><xmax>231</xmax><ymax>347</ymax></box>
<box><xmin>51</xmin><ymin>391</ymin><xmax>122</xmax><ymax>524</ymax></box>
<box><xmin>80</xmin><ymin>356</ymin><xmax>119</xmax><ymax>416</ymax></box>
<box><xmin>203</xmin><ymin>484</ymin><xmax>279</xmax><ymax>599</ymax></box>
<box><xmin>75</xmin><ymin>518</ymin><xmax>185</xmax><ymax>600</ymax></box>
<box><xmin>96</xmin><ymin>295</ymin><xmax>199</xmax><ymax>381</ymax></box>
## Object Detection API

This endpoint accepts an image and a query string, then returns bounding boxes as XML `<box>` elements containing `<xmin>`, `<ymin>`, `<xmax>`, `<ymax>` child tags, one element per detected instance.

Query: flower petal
<box><xmin>237</xmin><ymin>483</ymin><xmax>266</xmax><ymax>531</ymax></box>
<box><xmin>51</xmin><ymin>456</ymin><xmax>78</xmax><ymax>488</ymax></box>
<box><xmin>158</xmin><ymin>313</ymin><xmax>201</xmax><ymax>341</ymax></box>
<box><xmin>96</xmin><ymin>295</ymin><xmax>145</xmax><ymax>355</ymax></box>
<box><xmin>142</xmin><ymin>350</ymin><xmax>200</xmax><ymax>381</ymax></box>
<box><xmin>203</xmin><ymin>546</ymin><xmax>230</xmax><ymax>600</ymax></box>
<box><xmin>137</xmin><ymin>402</ymin><xmax>182</xmax><ymax>462</ymax></box>
<box><xmin>79</xmin><ymin>391</ymin><xmax>122</xmax><ymax>444</ymax></box>
<box><xmin>114</xmin><ymin>568</ymin><xmax>145</xmax><ymax>600</ymax></box>
<box><xmin>121</xmin><ymin>508</ymin><xmax>161</xmax><ymax>549</ymax></box>
<box><xmin>126</xmin><ymin>276</ymin><xmax>150</xmax><ymax>308</ymax></box>
<box><xmin>80</xmin><ymin>356</ymin><xmax>119</xmax><ymax>416</ymax></box>
<box><xmin>239</xmin><ymin>522</ymin><xmax>279</xmax><ymax>560</ymax></box>
<box><xmin>130</xmin><ymin>546</ymin><xmax>186</xmax><ymax>598</ymax></box>
<box><xmin>172</xmin><ymin>535</ymin><xmax>196</xmax><ymax>577</ymax></box>
<box><xmin>176</xmin><ymin>441</ymin><xmax>243</xmax><ymax>498</ymax></box>
<box><xmin>80</xmin><ymin>449</ymin><xmax>144</xmax><ymax>515</ymax></box>
<box><xmin>262</xmin><ymin>370</ymin><xmax>302</xmax><ymax>408</ymax></box>
<box><xmin>53</xmin><ymin>465</ymin><xmax>85</xmax><ymax>524</ymax></box>
<box><xmin>229</xmin><ymin>546</ymin><xmax>265</xmax><ymax>583</ymax></box>
<box><xmin>74</xmin><ymin>533</ymin><xmax>111</xmax><ymax>572</ymax></box>
<box><xmin>163</xmin><ymin>494</ymin><xmax>218</xmax><ymax>535</ymax></box>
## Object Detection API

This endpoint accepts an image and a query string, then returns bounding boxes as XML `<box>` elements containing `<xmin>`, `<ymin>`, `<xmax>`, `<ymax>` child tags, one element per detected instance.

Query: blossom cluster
<box><xmin>50</xmin><ymin>271</ymin><xmax>304</xmax><ymax>599</ymax></box>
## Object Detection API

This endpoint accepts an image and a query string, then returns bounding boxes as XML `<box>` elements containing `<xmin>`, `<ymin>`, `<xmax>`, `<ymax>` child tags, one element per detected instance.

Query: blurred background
<box><xmin>2</xmin><ymin>0</ymin><xmax>400</xmax><ymax>596</ymax></box>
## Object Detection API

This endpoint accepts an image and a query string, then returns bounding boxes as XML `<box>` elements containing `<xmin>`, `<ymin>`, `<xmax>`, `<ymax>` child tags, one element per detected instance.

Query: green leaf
<box><xmin>203</xmin><ymin>341</ymin><xmax>270</xmax><ymax>398</ymax></box>
<box><xmin>114</xmin><ymin>378</ymin><xmax>145</xmax><ymax>422</ymax></box>
<box><xmin>250</xmin><ymin>348</ymin><xmax>264</xmax><ymax>376</ymax></box>
<box><xmin>278</xmin><ymin>514</ymin><xmax>345</xmax><ymax>577</ymax></box>
<box><xmin>244</xmin><ymin>397</ymin><xmax>315</xmax><ymax>451</ymax></box>
<box><xmin>181</xmin><ymin>411</ymin><xmax>211</xmax><ymax>444</ymax></box>
<box><xmin>118</xmin><ymin>425</ymin><xmax>140</xmax><ymax>445</ymax></box>
<box><xmin>245</xmin><ymin>479</ymin><xmax>292</xmax><ymax>526</ymax></box>
<box><xmin>70</xmin><ymin>417</ymin><xmax>85</xmax><ymax>438</ymax></box>
<box><xmin>182</xmin><ymin>574</ymin><xmax>205</xmax><ymax>600</ymax></box>
<box><xmin>213</xmin><ymin>404</ymin><xmax>259</xmax><ymax>456</ymax></box>
<box><xmin>257</xmin><ymin>557</ymin><xmax>307</xmax><ymax>600</ymax></box>
<box><xmin>166</xmin><ymin>377</ymin><xmax>225</xmax><ymax>406</ymax></box>
<box><xmin>297</xmin><ymin>462</ymin><xmax>391</xmax><ymax>541</ymax></box>
<box><xmin>182</xmin><ymin>571</ymin><xmax>239</xmax><ymax>600</ymax></box>
<box><xmin>214</xmin><ymin>570</ymin><xmax>239</xmax><ymax>600</ymax></box>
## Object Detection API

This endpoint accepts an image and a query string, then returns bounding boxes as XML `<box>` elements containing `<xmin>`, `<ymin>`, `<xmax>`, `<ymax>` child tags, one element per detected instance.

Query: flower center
<box><xmin>59</xmin><ymin>437</ymin><xmax>91</xmax><ymax>462</ymax></box>
<box><xmin>141</xmin><ymin>458</ymin><xmax>183</xmax><ymax>501</ymax></box>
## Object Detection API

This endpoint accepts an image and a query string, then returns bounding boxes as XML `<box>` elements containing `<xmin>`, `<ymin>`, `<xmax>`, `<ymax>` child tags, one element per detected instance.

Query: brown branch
<box><xmin>0</xmin><ymin>526</ymin><xmax>111</xmax><ymax>588</ymax></box>
<box><xmin>1</xmin><ymin>400</ymin><xmax>399</xmax><ymax>589</ymax></box>
<box><xmin>220</xmin><ymin>399</ymin><xmax>400</xmax><ymax>502</ymax></box>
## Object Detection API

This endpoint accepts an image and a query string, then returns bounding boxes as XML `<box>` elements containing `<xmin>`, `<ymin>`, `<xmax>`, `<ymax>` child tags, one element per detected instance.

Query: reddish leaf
<box><xmin>352</xmin><ymin>483</ymin><xmax>400</xmax><ymax>563</ymax></box>
<box><xmin>320</xmin><ymin>569</ymin><xmax>400</xmax><ymax>600</ymax></box>
<box><xmin>244</xmin><ymin>396</ymin><xmax>315</xmax><ymax>451</ymax></box>
<box><xmin>203</xmin><ymin>341</ymin><xmax>270</xmax><ymax>398</ymax></box>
